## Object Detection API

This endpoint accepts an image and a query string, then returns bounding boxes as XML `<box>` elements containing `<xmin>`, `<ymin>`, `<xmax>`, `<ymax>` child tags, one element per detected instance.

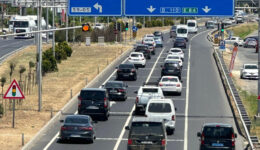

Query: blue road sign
<box><xmin>125</xmin><ymin>0</ymin><xmax>234</xmax><ymax>16</ymax></box>
<box><xmin>219</xmin><ymin>40</ymin><xmax>226</xmax><ymax>51</ymax></box>
<box><xmin>132</xmin><ymin>26</ymin><xmax>138</xmax><ymax>32</ymax></box>
<box><xmin>68</xmin><ymin>0</ymin><xmax>122</xmax><ymax>16</ymax></box>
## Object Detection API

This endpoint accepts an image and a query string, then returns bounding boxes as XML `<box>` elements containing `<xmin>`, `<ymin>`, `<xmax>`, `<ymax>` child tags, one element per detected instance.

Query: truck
<box><xmin>134</xmin><ymin>83</ymin><xmax>164</xmax><ymax>115</ymax></box>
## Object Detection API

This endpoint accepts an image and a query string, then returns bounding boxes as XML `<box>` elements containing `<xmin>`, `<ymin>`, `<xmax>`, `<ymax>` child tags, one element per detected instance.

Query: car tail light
<box><xmin>61</xmin><ymin>126</ymin><xmax>67</xmax><ymax>131</ymax></box>
<box><xmin>131</xmin><ymin>69</ymin><xmax>135</xmax><ymax>72</ymax></box>
<box><xmin>232</xmin><ymin>134</ymin><xmax>235</xmax><ymax>146</ymax></box>
<box><xmin>177</xmin><ymin>84</ymin><xmax>181</xmax><ymax>87</ymax></box>
<box><xmin>136</xmin><ymin>97</ymin><xmax>139</xmax><ymax>103</ymax></box>
<box><xmin>104</xmin><ymin>97</ymin><xmax>108</xmax><ymax>108</ymax></box>
<box><xmin>78</xmin><ymin>96</ymin><xmax>82</xmax><ymax>107</ymax></box>
<box><xmin>128</xmin><ymin>139</ymin><xmax>133</xmax><ymax>145</ymax></box>
<box><xmin>161</xmin><ymin>139</ymin><xmax>166</xmax><ymax>146</ymax></box>
<box><xmin>201</xmin><ymin>133</ymin><xmax>205</xmax><ymax>145</ymax></box>
<box><xmin>80</xmin><ymin>127</ymin><xmax>93</xmax><ymax>131</ymax></box>
<box><xmin>159</xmin><ymin>83</ymin><xmax>163</xmax><ymax>86</ymax></box>
<box><xmin>172</xmin><ymin>115</ymin><xmax>175</xmax><ymax>121</ymax></box>
<box><xmin>117</xmin><ymin>69</ymin><xmax>122</xmax><ymax>72</ymax></box>
<box><xmin>118</xmin><ymin>89</ymin><xmax>125</xmax><ymax>92</ymax></box>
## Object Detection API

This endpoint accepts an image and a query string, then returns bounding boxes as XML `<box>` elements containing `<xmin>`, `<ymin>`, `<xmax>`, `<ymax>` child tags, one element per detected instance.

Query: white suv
<box><xmin>145</xmin><ymin>99</ymin><xmax>177</xmax><ymax>135</ymax></box>
<box><xmin>128</xmin><ymin>52</ymin><xmax>146</xmax><ymax>68</ymax></box>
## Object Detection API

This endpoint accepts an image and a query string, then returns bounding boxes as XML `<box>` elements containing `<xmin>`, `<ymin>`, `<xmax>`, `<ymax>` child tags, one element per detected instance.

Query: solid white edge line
<box><xmin>183</xmin><ymin>30</ymin><xmax>211</xmax><ymax>150</ymax></box>
<box><xmin>113</xmin><ymin>47</ymin><xmax>166</xmax><ymax>150</ymax></box>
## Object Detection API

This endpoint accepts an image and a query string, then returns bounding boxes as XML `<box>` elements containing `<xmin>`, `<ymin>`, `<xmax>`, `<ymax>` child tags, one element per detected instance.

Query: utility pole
<box><xmin>143</xmin><ymin>16</ymin><xmax>145</xmax><ymax>28</ymax></box>
<box><xmin>52</xmin><ymin>1</ymin><xmax>55</xmax><ymax>57</ymax></box>
<box><xmin>257</xmin><ymin>0</ymin><xmax>260</xmax><ymax>116</ymax></box>
<box><xmin>65</xmin><ymin>10</ymin><xmax>68</xmax><ymax>42</ymax></box>
<box><xmin>73</xmin><ymin>17</ymin><xmax>75</xmax><ymax>43</ymax></box>
<box><xmin>37</xmin><ymin>0</ymin><xmax>42</xmax><ymax>112</ymax></box>
<box><xmin>1</xmin><ymin>3</ymin><xmax>3</xmax><ymax>32</ymax></box>
<box><xmin>46</xmin><ymin>7</ymin><xmax>49</xmax><ymax>43</ymax></box>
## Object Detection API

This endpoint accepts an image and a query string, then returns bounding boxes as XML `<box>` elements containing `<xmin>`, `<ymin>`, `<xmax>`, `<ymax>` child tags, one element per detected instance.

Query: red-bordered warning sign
<box><xmin>3</xmin><ymin>79</ymin><xmax>25</xmax><ymax>99</ymax></box>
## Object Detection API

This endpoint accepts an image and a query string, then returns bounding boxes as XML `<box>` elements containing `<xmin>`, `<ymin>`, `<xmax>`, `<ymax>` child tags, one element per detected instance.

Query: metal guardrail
<box><xmin>209</xmin><ymin>30</ymin><xmax>255</xmax><ymax>149</ymax></box>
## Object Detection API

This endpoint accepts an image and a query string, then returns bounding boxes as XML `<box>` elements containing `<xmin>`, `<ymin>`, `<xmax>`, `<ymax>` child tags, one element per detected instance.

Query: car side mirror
<box><xmin>134</xmin><ymin>91</ymin><xmax>138</xmax><ymax>94</ymax></box>
<box><xmin>125</xmin><ymin>126</ymin><xmax>130</xmax><ymax>130</ymax></box>
<box><xmin>235</xmin><ymin>133</ymin><xmax>237</xmax><ymax>138</ymax></box>
<box><xmin>197</xmin><ymin>132</ymin><xmax>201</xmax><ymax>137</ymax></box>
<box><xmin>60</xmin><ymin>120</ymin><xmax>64</xmax><ymax>123</ymax></box>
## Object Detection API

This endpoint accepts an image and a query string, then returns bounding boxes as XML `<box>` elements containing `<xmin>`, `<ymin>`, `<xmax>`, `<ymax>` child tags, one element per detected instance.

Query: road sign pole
<box><xmin>115</xmin><ymin>20</ymin><xmax>118</xmax><ymax>43</ymax></box>
<box><xmin>12</xmin><ymin>99</ymin><xmax>15</xmax><ymax>128</ymax></box>
<box><xmin>65</xmin><ymin>11</ymin><xmax>68</xmax><ymax>42</ymax></box>
<box><xmin>46</xmin><ymin>7</ymin><xmax>49</xmax><ymax>43</ymax></box>
<box><xmin>52</xmin><ymin>1</ymin><xmax>55</xmax><ymax>57</ymax></box>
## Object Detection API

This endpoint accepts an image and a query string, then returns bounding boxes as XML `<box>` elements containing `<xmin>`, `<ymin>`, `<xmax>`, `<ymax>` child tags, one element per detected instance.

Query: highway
<box><xmin>27</xmin><ymin>27</ymin><xmax>245</xmax><ymax>150</ymax></box>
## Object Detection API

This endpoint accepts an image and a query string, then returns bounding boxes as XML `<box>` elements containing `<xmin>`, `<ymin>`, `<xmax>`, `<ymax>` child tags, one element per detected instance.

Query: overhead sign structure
<box><xmin>125</xmin><ymin>0</ymin><xmax>234</xmax><ymax>16</ymax></box>
<box><xmin>68</xmin><ymin>0</ymin><xmax>122</xmax><ymax>16</ymax></box>
<box><xmin>4</xmin><ymin>80</ymin><xmax>25</xmax><ymax>99</ymax></box>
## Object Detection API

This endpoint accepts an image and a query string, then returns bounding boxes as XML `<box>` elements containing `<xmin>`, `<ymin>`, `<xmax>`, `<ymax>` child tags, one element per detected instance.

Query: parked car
<box><xmin>244</xmin><ymin>38</ymin><xmax>257</xmax><ymax>48</ymax></box>
<box><xmin>173</xmin><ymin>37</ymin><xmax>187</xmax><ymax>49</ymax></box>
<box><xmin>59</xmin><ymin>115</ymin><xmax>96</xmax><ymax>143</ymax></box>
<box><xmin>154</xmin><ymin>37</ymin><xmax>163</xmax><ymax>48</ymax></box>
<box><xmin>135</xmin><ymin>83</ymin><xmax>164</xmax><ymax>115</ymax></box>
<box><xmin>103</xmin><ymin>81</ymin><xmax>128</xmax><ymax>101</ymax></box>
<box><xmin>116</xmin><ymin>63</ymin><xmax>137</xmax><ymax>81</ymax></box>
<box><xmin>240</xmin><ymin>64</ymin><xmax>258</xmax><ymax>79</ymax></box>
<box><xmin>125</xmin><ymin>117</ymin><xmax>167</xmax><ymax>150</ymax></box>
<box><xmin>236</xmin><ymin>16</ymin><xmax>244</xmax><ymax>24</ymax></box>
<box><xmin>158</xmin><ymin>76</ymin><xmax>182</xmax><ymax>95</ymax></box>
<box><xmin>168</xmin><ymin>48</ymin><xmax>184</xmax><ymax>60</ymax></box>
<box><xmin>128</xmin><ymin>52</ymin><xmax>146</xmax><ymax>68</ymax></box>
<box><xmin>153</xmin><ymin>31</ymin><xmax>163</xmax><ymax>40</ymax></box>
<box><xmin>197</xmin><ymin>123</ymin><xmax>237</xmax><ymax>150</ymax></box>
<box><xmin>78</xmin><ymin>88</ymin><xmax>110</xmax><ymax>120</ymax></box>
<box><xmin>134</xmin><ymin>44</ymin><xmax>151</xmax><ymax>59</ymax></box>
<box><xmin>145</xmin><ymin>99</ymin><xmax>177</xmax><ymax>135</ymax></box>
<box><xmin>225</xmin><ymin>36</ymin><xmax>243</xmax><ymax>46</ymax></box>
<box><xmin>161</xmin><ymin>60</ymin><xmax>182</xmax><ymax>80</ymax></box>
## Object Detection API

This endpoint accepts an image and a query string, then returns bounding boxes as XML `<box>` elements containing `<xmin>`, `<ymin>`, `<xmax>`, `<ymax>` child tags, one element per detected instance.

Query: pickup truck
<box><xmin>135</xmin><ymin>84</ymin><xmax>164</xmax><ymax>115</ymax></box>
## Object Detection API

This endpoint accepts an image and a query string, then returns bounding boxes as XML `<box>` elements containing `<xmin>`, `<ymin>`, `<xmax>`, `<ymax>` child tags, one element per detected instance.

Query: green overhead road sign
<box><xmin>182</xmin><ymin>8</ymin><xmax>198</xmax><ymax>14</ymax></box>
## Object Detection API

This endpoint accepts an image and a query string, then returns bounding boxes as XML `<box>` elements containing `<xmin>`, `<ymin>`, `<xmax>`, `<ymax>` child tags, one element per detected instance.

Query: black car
<box><xmin>161</xmin><ymin>61</ymin><xmax>182</xmax><ymax>80</ymax></box>
<box><xmin>103</xmin><ymin>81</ymin><xmax>128</xmax><ymax>101</ymax></box>
<box><xmin>125</xmin><ymin>117</ymin><xmax>167</xmax><ymax>150</ymax></box>
<box><xmin>197</xmin><ymin>123</ymin><xmax>237</xmax><ymax>150</ymax></box>
<box><xmin>173</xmin><ymin>38</ymin><xmax>187</xmax><ymax>49</ymax></box>
<box><xmin>59</xmin><ymin>115</ymin><xmax>96</xmax><ymax>143</ymax></box>
<box><xmin>78</xmin><ymin>88</ymin><xmax>110</xmax><ymax>120</ymax></box>
<box><xmin>153</xmin><ymin>31</ymin><xmax>163</xmax><ymax>40</ymax></box>
<box><xmin>134</xmin><ymin>44</ymin><xmax>151</xmax><ymax>59</ymax></box>
<box><xmin>116</xmin><ymin>63</ymin><xmax>137</xmax><ymax>80</ymax></box>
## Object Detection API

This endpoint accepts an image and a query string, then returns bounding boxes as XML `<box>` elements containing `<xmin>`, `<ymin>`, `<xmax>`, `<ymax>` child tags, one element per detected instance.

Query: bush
<box><xmin>42</xmin><ymin>49</ymin><xmax>58</xmax><ymax>75</ymax></box>
<box><xmin>136</xmin><ymin>23</ymin><xmax>143</xmax><ymax>29</ymax></box>
<box><xmin>42</xmin><ymin>59</ymin><xmax>52</xmax><ymax>75</ymax></box>
<box><xmin>58</xmin><ymin>41</ymin><xmax>72</xmax><ymax>57</ymax></box>
<box><xmin>55</xmin><ymin>30</ymin><xmax>66</xmax><ymax>42</ymax></box>
<box><xmin>0</xmin><ymin>104</ymin><xmax>3</xmax><ymax>116</ymax></box>
<box><xmin>55</xmin><ymin>45</ymin><xmax>67</xmax><ymax>63</ymax></box>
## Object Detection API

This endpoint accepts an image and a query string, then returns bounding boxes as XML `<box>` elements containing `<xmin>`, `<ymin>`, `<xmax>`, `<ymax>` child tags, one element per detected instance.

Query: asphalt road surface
<box><xmin>28</xmin><ymin>27</ymin><xmax>245</xmax><ymax>150</ymax></box>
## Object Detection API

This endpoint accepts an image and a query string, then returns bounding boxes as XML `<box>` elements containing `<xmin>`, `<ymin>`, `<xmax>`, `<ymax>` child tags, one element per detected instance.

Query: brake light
<box><xmin>80</xmin><ymin>127</ymin><xmax>93</xmax><ymax>131</ymax></box>
<box><xmin>104</xmin><ymin>97</ymin><xmax>108</xmax><ymax>108</ymax></box>
<box><xmin>201</xmin><ymin>133</ymin><xmax>205</xmax><ymax>145</ymax></box>
<box><xmin>172</xmin><ymin>115</ymin><xmax>175</xmax><ymax>121</ymax></box>
<box><xmin>128</xmin><ymin>139</ymin><xmax>133</xmax><ymax>145</ymax></box>
<box><xmin>159</xmin><ymin>83</ymin><xmax>163</xmax><ymax>86</ymax></box>
<box><xmin>118</xmin><ymin>89</ymin><xmax>125</xmax><ymax>92</ymax></box>
<box><xmin>131</xmin><ymin>69</ymin><xmax>135</xmax><ymax>72</ymax></box>
<box><xmin>136</xmin><ymin>97</ymin><xmax>139</xmax><ymax>103</ymax></box>
<box><xmin>161</xmin><ymin>139</ymin><xmax>166</xmax><ymax>146</ymax></box>
<box><xmin>78</xmin><ymin>96</ymin><xmax>82</xmax><ymax>107</ymax></box>
<box><xmin>232</xmin><ymin>134</ymin><xmax>235</xmax><ymax>146</ymax></box>
<box><xmin>61</xmin><ymin>126</ymin><xmax>67</xmax><ymax>131</ymax></box>
<box><xmin>117</xmin><ymin>69</ymin><xmax>122</xmax><ymax>72</ymax></box>
<box><xmin>176</xmin><ymin>84</ymin><xmax>180</xmax><ymax>87</ymax></box>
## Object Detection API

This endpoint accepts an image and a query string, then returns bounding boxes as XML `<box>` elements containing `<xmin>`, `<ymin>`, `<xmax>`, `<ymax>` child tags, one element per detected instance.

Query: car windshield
<box><xmin>65</xmin><ymin>117</ymin><xmax>89</xmax><ymax>124</ymax></box>
<box><xmin>148</xmin><ymin>103</ymin><xmax>172</xmax><ymax>113</ymax></box>
<box><xmin>245</xmin><ymin>65</ymin><xmax>258</xmax><ymax>69</ymax></box>
<box><xmin>188</xmin><ymin>22</ymin><xmax>196</xmax><ymax>27</ymax></box>
<box><xmin>80</xmin><ymin>91</ymin><xmax>105</xmax><ymax>100</ymax></box>
<box><xmin>177</xmin><ymin>28</ymin><xmax>187</xmax><ymax>33</ymax></box>
<box><xmin>119</xmin><ymin>64</ymin><xmax>134</xmax><ymax>69</ymax></box>
<box><xmin>105</xmin><ymin>82</ymin><xmax>123</xmax><ymax>88</ymax></box>
<box><xmin>131</xmin><ymin>54</ymin><xmax>141</xmax><ymax>57</ymax></box>
<box><xmin>14</xmin><ymin>21</ymin><xmax>29</xmax><ymax>27</ymax></box>
<box><xmin>162</xmin><ymin>77</ymin><xmax>178</xmax><ymax>82</ymax></box>
<box><xmin>130</xmin><ymin>122</ymin><xmax>164</xmax><ymax>136</ymax></box>
<box><xmin>203</xmin><ymin>127</ymin><xmax>234</xmax><ymax>139</ymax></box>
<box><xmin>142</xmin><ymin>88</ymin><xmax>158</xmax><ymax>93</ymax></box>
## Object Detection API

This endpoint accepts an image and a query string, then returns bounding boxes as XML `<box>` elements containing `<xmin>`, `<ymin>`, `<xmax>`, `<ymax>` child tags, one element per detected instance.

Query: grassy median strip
<box><xmin>228</xmin><ymin>22</ymin><xmax>257</xmax><ymax>39</ymax></box>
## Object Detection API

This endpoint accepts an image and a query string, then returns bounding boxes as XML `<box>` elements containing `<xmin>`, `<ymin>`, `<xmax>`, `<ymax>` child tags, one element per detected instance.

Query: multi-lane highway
<box><xmin>26</xmin><ymin>27</ymin><xmax>245</xmax><ymax>150</ymax></box>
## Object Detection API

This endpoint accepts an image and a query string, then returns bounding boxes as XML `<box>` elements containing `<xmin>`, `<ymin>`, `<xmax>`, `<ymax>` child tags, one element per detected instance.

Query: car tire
<box><xmin>178</xmin><ymin>92</ymin><xmax>182</xmax><ymax>96</ymax></box>
<box><xmin>240</xmin><ymin>74</ymin><xmax>244</xmax><ymax>79</ymax></box>
<box><xmin>167</xmin><ymin>129</ymin><xmax>174</xmax><ymax>135</ymax></box>
<box><xmin>89</xmin><ymin>137</ymin><xmax>94</xmax><ymax>144</ymax></box>
<box><xmin>103</xmin><ymin>112</ymin><xmax>109</xmax><ymax>121</ymax></box>
<box><xmin>133</xmin><ymin>75</ymin><xmax>137</xmax><ymax>81</ymax></box>
<box><xmin>143</xmin><ymin>64</ymin><xmax>146</xmax><ymax>68</ymax></box>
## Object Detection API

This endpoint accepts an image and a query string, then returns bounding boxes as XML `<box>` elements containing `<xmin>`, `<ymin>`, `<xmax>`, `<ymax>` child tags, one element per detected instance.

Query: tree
<box><xmin>19</xmin><ymin>65</ymin><xmax>26</xmax><ymax>82</ymax></box>
<box><xmin>9</xmin><ymin>62</ymin><xmax>16</xmax><ymax>82</ymax></box>
<box><xmin>0</xmin><ymin>77</ymin><xmax>6</xmax><ymax>97</ymax></box>
<box><xmin>29</xmin><ymin>61</ymin><xmax>35</xmax><ymax>74</ymax></box>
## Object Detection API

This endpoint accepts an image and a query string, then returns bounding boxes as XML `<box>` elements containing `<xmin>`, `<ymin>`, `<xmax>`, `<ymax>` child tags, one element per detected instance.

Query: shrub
<box><xmin>55</xmin><ymin>30</ymin><xmax>66</xmax><ymax>42</ymax></box>
<box><xmin>42</xmin><ymin>59</ymin><xmax>52</xmax><ymax>75</ymax></box>
<box><xmin>58</xmin><ymin>41</ymin><xmax>72</xmax><ymax>57</ymax></box>
<box><xmin>42</xmin><ymin>49</ymin><xmax>58</xmax><ymax>75</ymax></box>
<box><xmin>136</xmin><ymin>23</ymin><xmax>143</xmax><ymax>29</ymax></box>
<box><xmin>55</xmin><ymin>45</ymin><xmax>67</xmax><ymax>63</ymax></box>
<box><xmin>0</xmin><ymin>104</ymin><xmax>3</xmax><ymax>117</ymax></box>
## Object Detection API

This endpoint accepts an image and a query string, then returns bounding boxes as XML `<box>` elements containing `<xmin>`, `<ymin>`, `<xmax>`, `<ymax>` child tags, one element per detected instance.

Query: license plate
<box><xmin>110</xmin><ymin>90</ymin><xmax>117</xmax><ymax>93</ymax></box>
<box><xmin>168</xmin><ymin>70</ymin><xmax>174</xmax><ymax>73</ymax></box>
<box><xmin>166</xmin><ymin>84</ymin><xmax>174</xmax><ymax>86</ymax></box>
<box><xmin>141</xmin><ymin>141</ymin><xmax>153</xmax><ymax>144</ymax></box>
<box><xmin>87</xmin><ymin>106</ymin><xmax>99</xmax><ymax>109</ymax></box>
<box><xmin>71</xmin><ymin>134</ymin><xmax>81</xmax><ymax>138</ymax></box>
<box><xmin>212</xmin><ymin>143</ymin><xmax>224</xmax><ymax>147</ymax></box>
<box><xmin>123</xmin><ymin>74</ymin><xmax>129</xmax><ymax>77</ymax></box>
<box><xmin>134</xmin><ymin>59</ymin><xmax>139</xmax><ymax>61</ymax></box>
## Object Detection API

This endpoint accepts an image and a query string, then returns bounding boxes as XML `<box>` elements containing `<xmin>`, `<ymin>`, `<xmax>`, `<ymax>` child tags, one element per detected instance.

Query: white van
<box><xmin>176</xmin><ymin>25</ymin><xmax>188</xmax><ymax>41</ymax></box>
<box><xmin>187</xmin><ymin>20</ymin><xmax>198</xmax><ymax>33</ymax></box>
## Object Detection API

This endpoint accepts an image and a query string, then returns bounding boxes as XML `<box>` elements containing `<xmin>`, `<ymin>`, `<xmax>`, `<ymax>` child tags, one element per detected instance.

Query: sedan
<box><xmin>244</xmin><ymin>38</ymin><xmax>257</xmax><ymax>48</ymax></box>
<box><xmin>103</xmin><ymin>81</ymin><xmax>128</xmax><ymax>101</ymax></box>
<box><xmin>168</xmin><ymin>48</ymin><xmax>184</xmax><ymax>60</ymax></box>
<box><xmin>159</xmin><ymin>76</ymin><xmax>182</xmax><ymax>95</ymax></box>
<box><xmin>116</xmin><ymin>63</ymin><xmax>137</xmax><ymax>81</ymax></box>
<box><xmin>128</xmin><ymin>52</ymin><xmax>146</xmax><ymax>68</ymax></box>
<box><xmin>173</xmin><ymin>38</ymin><xmax>187</xmax><ymax>49</ymax></box>
<box><xmin>161</xmin><ymin>61</ymin><xmax>182</xmax><ymax>80</ymax></box>
<box><xmin>154</xmin><ymin>37</ymin><xmax>163</xmax><ymax>47</ymax></box>
<box><xmin>153</xmin><ymin>31</ymin><xmax>163</xmax><ymax>40</ymax></box>
<box><xmin>59</xmin><ymin>115</ymin><xmax>96</xmax><ymax>143</ymax></box>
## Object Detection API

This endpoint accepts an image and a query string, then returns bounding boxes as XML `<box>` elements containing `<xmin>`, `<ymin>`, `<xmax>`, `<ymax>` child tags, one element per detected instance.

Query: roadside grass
<box><xmin>0</xmin><ymin>26</ymin><xmax>170</xmax><ymax>150</ymax></box>
<box><xmin>229</xmin><ymin>23</ymin><xmax>257</xmax><ymax>39</ymax></box>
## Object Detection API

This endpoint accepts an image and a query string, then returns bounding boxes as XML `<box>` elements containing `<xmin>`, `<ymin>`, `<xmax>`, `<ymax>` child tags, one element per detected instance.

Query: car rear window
<box><xmin>188</xmin><ymin>22</ymin><xmax>196</xmax><ymax>27</ymax></box>
<box><xmin>65</xmin><ymin>117</ymin><xmax>89</xmax><ymax>124</ymax></box>
<box><xmin>162</xmin><ymin>77</ymin><xmax>178</xmax><ymax>82</ymax></box>
<box><xmin>176</xmin><ymin>38</ymin><xmax>185</xmax><ymax>42</ymax></box>
<box><xmin>80</xmin><ymin>90</ymin><xmax>105</xmax><ymax>101</ymax></box>
<box><xmin>131</xmin><ymin>122</ymin><xmax>164</xmax><ymax>136</ymax></box>
<box><xmin>105</xmin><ymin>82</ymin><xmax>123</xmax><ymax>88</ymax></box>
<box><xmin>119</xmin><ymin>64</ymin><xmax>134</xmax><ymax>69</ymax></box>
<box><xmin>245</xmin><ymin>65</ymin><xmax>257</xmax><ymax>69</ymax></box>
<box><xmin>136</xmin><ymin>46</ymin><xmax>147</xmax><ymax>50</ymax></box>
<box><xmin>131</xmin><ymin>54</ymin><xmax>142</xmax><ymax>57</ymax></box>
<box><xmin>142</xmin><ymin>88</ymin><xmax>158</xmax><ymax>93</ymax></box>
<box><xmin>148</xmin><ymin>103</ymin><xmax>172</xmax><ymax>113</ymax></box>
<box><xmin>203</xmin><ymin>127</ymin><xmax>234</xmax><ymax>139</ymax></box>
<box><xmin>171</xmin><ymin>50</ymin><xmax>181</xmax><ymax>53</ymax></box>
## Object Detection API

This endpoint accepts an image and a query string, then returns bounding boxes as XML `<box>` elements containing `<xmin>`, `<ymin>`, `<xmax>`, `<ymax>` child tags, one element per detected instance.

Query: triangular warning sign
<box><xmin>3</xmin><ymin>79</ymin><xmax>25</xmax><ymax>99</ymax></box>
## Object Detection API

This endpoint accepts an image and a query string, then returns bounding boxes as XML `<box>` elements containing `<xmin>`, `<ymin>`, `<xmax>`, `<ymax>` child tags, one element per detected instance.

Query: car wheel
<box><xmin>167</xmin><ymin>129</ymin><xmax>174</xmax><ymax>135</ymax></box>
<box><xmin>148</xmin><ymin>56</ymin><xmax>151</xmax><ymax>59</ymax></box>
<box><xmin>240</xmin><ymin>74</ymin><xmax>243</xmax><ymax>79</ymax></box>
<box><xmin>178</xmin><ymin>92</ymin><xmax>182</xmax><ymax>96</ymax></box>
<box><xmin>133</xmin><ymin>75</ymin><xmax>137</xmax><ymax>81</ymax></box>
<box><xmin>103</xmin><ymin>112</ymin><xmax>109</xmax><ymax>121</ymax></box>
<box><xmin>89</xmin><ymin>137</ymin><xmax>94</xmax><ymax>144</ymax></box>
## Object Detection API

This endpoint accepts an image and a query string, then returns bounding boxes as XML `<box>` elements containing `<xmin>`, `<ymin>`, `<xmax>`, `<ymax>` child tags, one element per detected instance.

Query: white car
<box><xmin>225</xmin><ymin>36</ymin><xmax>244</xmax><ymax>46</ymax></box>
<box><xmin>240</xmin><ymin>64</ymin><xmax>258</xmax><ymax>79</ymax></box>
<box><xmin>168</xmin><ymin>48</ymin><xmax>184</xmax><ymax>60</ymax></box>
<box><xmin>128</xmin><ymin>52</ymin><xmax>146</xmax><ymax>68</ymax></box>
<box><xmin>145</xmin><ymin>99</ymin><xmax>177</xmax><ymax>135</ymax></box>
<box><xmin>159</xmin><ymin>76</ymin><xmax>182</xmax><ymax>95</ymax></box>
<box><xmin>143</xmin><ymin>34</ymin><xmax>155</xmax><ymax>39</ymax></box>
<box><xmin>165</xmin><ymin>58</ymin><xmax>183</xmax><ymax>68</ymax></box>
<box><xmin>223</xmin><ymin>19</ymin><xmax>232</xmax><ymax>25</ymax></box>
<box><xmin>142</xmin><ymin>37</ymin><xmax>156</xmax><ymax>48</ymax></box>
<box><xmin>94</xmin><ymin>23</ymin><xmax>104</xmax><ymax>30</ymax></box>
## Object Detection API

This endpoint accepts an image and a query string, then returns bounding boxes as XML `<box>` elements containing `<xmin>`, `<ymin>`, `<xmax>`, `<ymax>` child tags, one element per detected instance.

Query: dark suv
<box><xmin>116</xmin><ymin>63</ymin><xmax>137</xmax><ymax>81</ymax></box>
<box><xmin>78</xmin><ymin>88</ymin><xmax>110</xmax><ymax>120</ymax></box>
<box><xmin>161</xmin><ymin>61</ymin><xmax>182</xmax><ymax>80</ymax></box>
<box><xmin>125</xmin><ymin>117</ymin><xmax>167</xmax><ymax>150</ymax></box>
<box><xmin>103</xmin><ymin>81</ymin><xmax>128</xmax><ymax>101</ymax></box>
<box><xmin>197</xmin><ymin>123</ymin><xmax>237</xmax><ymax>150</ymax></box>
<box><xmin>173</xmin><ymin>37</ymin><xmax>187</xmax><ymax>49</ymax></box>
<box><xmin>134</xmin><ymin>44</ymin><xmax>151</xmax><ymax>59</ymax></box>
